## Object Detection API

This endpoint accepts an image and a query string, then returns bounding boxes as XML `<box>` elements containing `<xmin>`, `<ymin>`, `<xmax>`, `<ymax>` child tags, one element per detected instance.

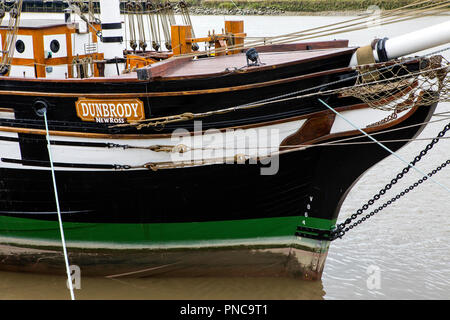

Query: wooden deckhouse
<box><xmin>0</xmin><ymin>18</ymin><xmax>103</xmax><ymax>78</ymax></box>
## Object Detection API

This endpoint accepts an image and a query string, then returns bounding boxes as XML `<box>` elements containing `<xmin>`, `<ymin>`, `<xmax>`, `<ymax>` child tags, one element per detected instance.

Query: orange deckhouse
<box><xmin>0</xmin><ymin>18</ymin><xmax>103</xmax><ymax>78</ymax></box>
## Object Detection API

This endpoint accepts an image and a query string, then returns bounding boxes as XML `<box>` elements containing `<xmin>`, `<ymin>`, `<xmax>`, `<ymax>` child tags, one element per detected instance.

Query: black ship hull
<box><xmin>0</xmin><ymin>45</ymin><xmax>442</xmax><ymax>278</ymax></box>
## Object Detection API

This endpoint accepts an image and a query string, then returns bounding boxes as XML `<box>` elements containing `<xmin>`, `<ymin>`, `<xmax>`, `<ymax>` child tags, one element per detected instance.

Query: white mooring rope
<box><xmin>43</xmin><ymin>110</ymin><xmax>75</xmax><ymax>301</ymax></box>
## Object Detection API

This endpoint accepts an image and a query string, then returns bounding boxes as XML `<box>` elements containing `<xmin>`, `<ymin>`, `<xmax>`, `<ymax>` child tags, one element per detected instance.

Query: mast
<box><xmin>98</xmin><ymin>0</ymin><xmax>125</xmax><ymax>76</ymax></box>
<box><xmin>349</xmin><ymin>20</ymin><xmax>450</xmax><ymax>66</ymax></box>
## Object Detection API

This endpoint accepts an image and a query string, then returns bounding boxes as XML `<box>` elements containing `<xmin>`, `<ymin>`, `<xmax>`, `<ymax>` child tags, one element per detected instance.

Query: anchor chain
<box><xmin>330</xmin><ymin>121</ymin><xmax>450</xmax><ymax>240</ymax></box>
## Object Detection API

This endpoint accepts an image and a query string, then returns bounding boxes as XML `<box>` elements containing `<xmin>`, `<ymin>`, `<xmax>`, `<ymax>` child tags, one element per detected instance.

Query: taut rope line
<box><xmin>318</xmin><ymin>98</ymin><xmax>450</xmax><ymax>194</ymax></box>
<box><xmin>43</xmin><ymin>110</ymin><xmax>75</xmax><ymax>301</ymax></box>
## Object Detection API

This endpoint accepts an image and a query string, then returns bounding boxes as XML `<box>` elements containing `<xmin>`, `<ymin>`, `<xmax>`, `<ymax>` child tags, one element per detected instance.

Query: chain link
<box><xmin>331</xmin><ymin>121</ymin><xmax>450</xmax><ymax>240</ymax></box>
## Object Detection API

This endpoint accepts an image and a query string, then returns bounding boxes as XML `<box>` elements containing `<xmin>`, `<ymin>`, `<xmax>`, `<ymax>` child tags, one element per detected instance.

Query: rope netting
<box><xmin>338</xmin><ymin>55</ymin><xmax>450</xmax><ymax>112</ymax></box>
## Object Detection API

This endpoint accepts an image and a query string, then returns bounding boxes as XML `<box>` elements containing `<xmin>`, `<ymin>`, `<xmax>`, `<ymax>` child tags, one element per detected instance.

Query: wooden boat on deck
<box><xmin>0</xmin><ymin>0</ymin><xmax>448</xmax><ymax>280</ymax></box>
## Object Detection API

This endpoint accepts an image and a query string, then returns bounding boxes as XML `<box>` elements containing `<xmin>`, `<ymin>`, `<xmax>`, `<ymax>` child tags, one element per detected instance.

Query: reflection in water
<box><xmin>0</xmin><ymin>271</ymin><xmax>325</xmax><ymax>300</ymax></box>
<box><xmin>322</xmin><ymin>103</ymin><xmax>450</xmax><ymax>300</ymax></box>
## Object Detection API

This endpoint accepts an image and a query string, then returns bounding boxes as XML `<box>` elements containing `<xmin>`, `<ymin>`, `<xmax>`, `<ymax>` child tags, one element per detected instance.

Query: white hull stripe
<box><xmin>0</xmin><ymin>107</ymin><xmax>413</xmax><ymax>171</ymax></box>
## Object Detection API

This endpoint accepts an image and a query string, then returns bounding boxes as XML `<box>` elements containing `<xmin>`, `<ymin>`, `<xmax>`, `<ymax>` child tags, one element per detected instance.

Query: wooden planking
<box><xmin>159</xmin><ymin>47</ymin><xmax>356</xmax><ymax>80</ymax></box>
<box><xmin>171</xmin><ymin>25</ymin><xmax>193</xmax><ymax>56</ymax></box>
<box><xmin>281</xmin><ymin>114</ymin><xmax>336</xmax><ymax>148</ymax></box>
<box><xmin>1</xmin><ymin>40</ymin><xmax>353</xmax><ymax>83</ymax></box>
<box><xmin>145</xmin><ymin>41</ymin><xmax>352</xmax><ymax>80</ymax></box>
<box><xmin>33</xmin><ymin>28</ymin><xmax>45</xmax><ymax>77</ymax></box>
<box><xmin>66</xmin><ymin>27</ymin><xmax>74</xmax><ymax>78</ymax></box>
<box><xmin>251</xmin><ymin>40</ymin><xmax>349</xmax><ymax>53</ymax></box>
<box><xmin>0</xmin><ymin>66</ymin><xmax>353</xmax><ymax>98</ymax></box>
<box><xmin>146</xmin><ymin>56</ymin><xmax>193</xmax><ymax>79</ymax></box>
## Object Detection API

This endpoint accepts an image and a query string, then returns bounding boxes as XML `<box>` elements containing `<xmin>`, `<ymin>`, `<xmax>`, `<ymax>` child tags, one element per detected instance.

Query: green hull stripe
<box><xmin>298</xmin><ymin>216</ymin><xmax>337</xmax><ymax>231</ymax></box>
<box><xmin>0</xmin><ymin>215</ymin><xmax>336</xmax><ymax>245</ymax></box>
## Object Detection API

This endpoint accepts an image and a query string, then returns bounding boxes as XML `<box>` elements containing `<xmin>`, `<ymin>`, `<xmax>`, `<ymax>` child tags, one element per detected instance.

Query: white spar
<box><xmin>349</xmin><ymin>20</ymin><xmax>450</xmax><ymax>66</ymax></box>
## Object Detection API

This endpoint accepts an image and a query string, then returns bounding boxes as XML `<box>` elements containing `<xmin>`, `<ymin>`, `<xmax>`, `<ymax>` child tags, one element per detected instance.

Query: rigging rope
<box><xmin>0</xmin><ymin>0</ymin><xmax>23</xmax><ymax>75</ymax></box>
<box><xmin>104</xmin><ymin>136</ymin><xmax>450</xmax><ymax>157</ymax></box>
<box><xmin>160</xmin><ymin>1</ymin><xmax>173</xmax><ymax>50</ymax></box>
<box><xmin>345</xmin><ymin>56</ymin><xmax>450</xmax><ymax>112</ymax></box>
<box><xmin>318</xmin><ymin>98</ymin><xmax>450</xmax><ymax>193</ymax></box>
<box><xmin>244</xmin><ymin>0</ymin><xmax>450</xmax><ymax>46</ymax></box>
<box><xmin>65</xmin><ymin>0</ymin><xmax>102</xmax><ymax>39</ymax></box>
<box><xmin>136</xmin><ymin>1</ymin><xmax>147</xmax><ymax>51</ymax></box>
<box><xmin>126</xmin><ymin>1</ymin><xmax>138</xmax><ymax>51</ymax></box>
<box><xmin>0</xmin><ymin>1</ymin><xmax>6</xmax><ymax>25</ymax></box>
<box><xmin>121</xmin><ymin>1</ymin><xmax>197</xmax><ymax>52</ymax></box>
<box><xmin>172</xmin><ymin>0</ymin><xmax>450</xmax><ymax>58</ymax></box>
<box><xmin>146</xmin><ymin>1</ymin><xmax>161</xmax><ymax>51</ymax></box>
<box><xmin>179</xmin><ymin>0</ymin><xmax>199</xmax><ymax>51</ymax></box>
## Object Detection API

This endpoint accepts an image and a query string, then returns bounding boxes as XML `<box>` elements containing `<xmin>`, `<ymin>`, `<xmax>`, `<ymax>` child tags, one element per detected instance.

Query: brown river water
<box><xmin>0</xmin><ymin>13</ymin><xmax>449</xmax><ymax>300</ymax></box>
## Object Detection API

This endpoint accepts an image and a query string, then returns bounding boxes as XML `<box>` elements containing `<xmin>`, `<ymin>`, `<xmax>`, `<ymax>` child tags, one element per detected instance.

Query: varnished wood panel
<box><xmin>281</xmin><ymin>114</ymin><xmax>336</xmax><ymax>148</ymax></box>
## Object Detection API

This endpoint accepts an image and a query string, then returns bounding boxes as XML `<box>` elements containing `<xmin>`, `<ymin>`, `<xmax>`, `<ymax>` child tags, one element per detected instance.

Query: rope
<box><xmin>0</xmin><ymin>1</ymin><xmax>6</xmax><ymax>26</ymax></box>
<box><xmin>318</xmin><ymin>98</ymin><xmax>450</xmax><ymax>193</ymax></box>
<box><xmin>66</xmin><ymin>0</ymin><xmax>102</xmax><ymax>39</ymax></box>
<box><xmin>136</xmin><ymin>1</ymin><xmax>147</xmax><ymax>51</ymax></box>
<box><xmin>126</xmin><ymin>2</ymin><xmax>138</xmax><ymax>51</ymax></box>
<box><xmin>43</xmin><ymin>109</ymin><xmax>75</xmax><ymax>301</ymax></box>
<box><xmin>64</xmin><ymin>114</ymin><xmax>445</xmax><ymax>157</ymax></box>
<box><xmin>101</xmin><ymin>128</ymin><xmax>450</xmax><ymax>172</ymax></box>
<box><xmin>111</xmin><ymin>136</ymin><xmax>450</xmax><ymax>157</ymax></box>
<box><xmin>244</xmin><ymin>1</ymin><xmax>450</xmax><ymax>46</ymax></box>
<box><xmin>179</xmin><ymin>0</ymin><xmax>198</xmax><ymax>51</ymax></box>
<box><xmin>72</xmin><ymin>56</ymin><xmax>92</xmax><ymax>78</ymax></box>
<box><xmin>172</xmin><ymin>0</ymin><xmax>450</xmax><ymax>59</ymax></box>
<box><xmin>146</xmin><ymin>1</ymin><xmax>161</xmax><ymax>51</ymax></box>
<box><xmin>0</xmin><ymin>0</ymin><xmax>23</xmax><ymax>74</ymax></box>
<box><xmin>159</xmin><ymin>2</ymin><xmax>173</xmax><ymax>50</ymax></box>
